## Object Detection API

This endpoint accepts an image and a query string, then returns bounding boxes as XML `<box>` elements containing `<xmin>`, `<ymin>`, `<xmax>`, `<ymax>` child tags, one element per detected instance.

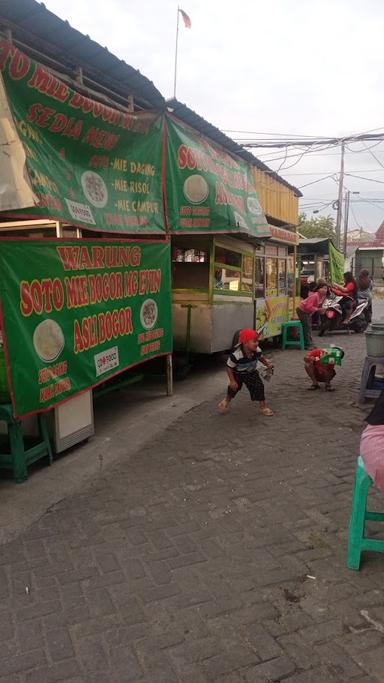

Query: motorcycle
<box><xmin>318</xmin><ymin>291</ymin><xmax>369</xmax><ymax>336</ymax></box>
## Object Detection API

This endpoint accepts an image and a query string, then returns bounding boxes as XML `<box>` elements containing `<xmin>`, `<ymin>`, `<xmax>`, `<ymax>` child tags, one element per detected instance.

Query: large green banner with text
<box><xmin>166</xmin><ymin>116</ymin><xmax>270</xmax><ymax>237</ymax></box>
<box><xmin>0</xmin><ymin>40</ymin><xmax>164</xmax><ymax>233</ymax></box>
<box><xmin>0</xmin><ymin>240</ymin><xmax>172</xmax><ymax>416</ymax></box>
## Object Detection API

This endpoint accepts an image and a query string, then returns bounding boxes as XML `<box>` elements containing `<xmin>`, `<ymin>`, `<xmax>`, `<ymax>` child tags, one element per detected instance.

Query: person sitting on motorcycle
<box><xmin>357</xmin><ymin>269</ymin><xmax>373</xmax><ymax>322</ymax></box>
<box><xmin>304</xmin><ymin>346</ymin><xmax>344</xmax><ymax>391</ymax></box>
<box><xmin>331</xmin><ymin>272</ymin><xmax>357</xmax><ymax>325</ymax></box>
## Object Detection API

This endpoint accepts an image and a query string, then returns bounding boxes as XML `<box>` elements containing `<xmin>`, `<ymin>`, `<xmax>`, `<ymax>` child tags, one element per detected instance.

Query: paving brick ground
<box><xmin>1</xmin><ymin>327</ymin><xmax>384</xmax><ymax>682</ymax></box>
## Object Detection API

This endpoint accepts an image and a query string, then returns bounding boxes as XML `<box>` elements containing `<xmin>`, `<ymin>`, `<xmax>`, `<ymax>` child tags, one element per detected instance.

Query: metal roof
<box><xmin>167</xmin><ymin>99</ymin><xmax>302</xmax><ymax>198</ymax></box>
<box><xmin>0</xmin><ymin>0</ymin><xmax>165</xmax><ymax>110</ymax></box>
<box><xmin>299</xmin><ymin>238</ymin><xmax>329</xmax><ymax>245</ymax></box>
<box><xmin>299</xmin><ymin>237</ymin><xmax>343</xmax><ymax>256</ymax></box>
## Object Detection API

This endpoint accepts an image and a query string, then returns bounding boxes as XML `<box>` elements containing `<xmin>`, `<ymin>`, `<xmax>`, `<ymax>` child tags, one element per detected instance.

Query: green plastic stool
<box><xmin>0</xmin><ymin>404</ymin><xmax>52</xmax><ymax>483</ymax></box>
<box><xmin>347</xmin><ymin>456</ymin><xmax>384</xmax><ymax>570</ymax></box>
<box><xmin>281</xmin><ymin>321</ymin><xmax>305</xmax><ymax>351</ymax></box>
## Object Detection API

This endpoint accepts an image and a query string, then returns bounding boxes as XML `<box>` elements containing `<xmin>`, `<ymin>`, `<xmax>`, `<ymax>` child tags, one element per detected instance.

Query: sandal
<box><xmin>308</xmin><ymin>384</ymin><xmax>320</xmax><ymax>390</ymax></box>
<box><xmin>259</xmin><ymin>406</ymin><xmax>274</xmax><ymax>416</ymax></box>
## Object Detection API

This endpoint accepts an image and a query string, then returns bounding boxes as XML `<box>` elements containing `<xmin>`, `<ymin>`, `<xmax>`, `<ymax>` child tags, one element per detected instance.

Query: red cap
<box><xmin>239</xmin><ymin>328</ymin><xmax>258</xmax><ymax>344</ymax></box>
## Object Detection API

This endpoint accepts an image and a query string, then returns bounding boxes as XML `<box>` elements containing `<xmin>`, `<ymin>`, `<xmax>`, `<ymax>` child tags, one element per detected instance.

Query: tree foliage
<box><xmin>298</xmin><ymin>213</ymin><xmax>336</xmax><ymax>240</ymax></box>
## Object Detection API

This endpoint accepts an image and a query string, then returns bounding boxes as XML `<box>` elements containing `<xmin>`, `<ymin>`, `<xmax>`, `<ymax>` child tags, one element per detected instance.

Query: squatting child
<box><xmin>218</xmin><ymin>328</ymin><xmax>274</xmax><ymax>416</ymax></box>
<box><xmin>304</xmin><ymin>346</ymin><xmax>344</xmax><ymax>391</ymax></box>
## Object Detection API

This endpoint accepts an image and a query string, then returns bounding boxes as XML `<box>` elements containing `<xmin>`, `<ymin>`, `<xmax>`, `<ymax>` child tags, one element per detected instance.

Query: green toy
<box><xmin>320</xmin><ymin>346</ymin><xmax>344</xmax><ymax>366</ymax></box>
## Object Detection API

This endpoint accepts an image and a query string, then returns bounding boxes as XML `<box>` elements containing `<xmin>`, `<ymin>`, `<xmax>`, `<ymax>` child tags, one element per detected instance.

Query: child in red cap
<box><xmin>218</xmin><ymin>328</ymin><xmax>274</xmax><ymax>415</ymax></box>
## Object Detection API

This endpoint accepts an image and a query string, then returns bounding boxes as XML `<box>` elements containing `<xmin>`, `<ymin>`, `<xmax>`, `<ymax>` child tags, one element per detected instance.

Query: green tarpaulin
<box><xmin>0</xmin><ymin>239</ymin><xmax>172</xmax><ymax>416</ymax></box>
<box><xmin>0</xmin><ymin>39</ymin><xmax>165</xmax><ymax>233</ymax></box>
<box><xmin>328</xmin><ymin>241</ymin><xmax>345</xmax><ymax>283</ymax></box>
<box><xmin>165</xmin><ymin>116</ymin><xmax>271</xmax><ymax>238</ymax></box>
<box><xmin>0</xmin><ymin>39</ymin><xmax>269</xmax><ymax>237</ymax></box>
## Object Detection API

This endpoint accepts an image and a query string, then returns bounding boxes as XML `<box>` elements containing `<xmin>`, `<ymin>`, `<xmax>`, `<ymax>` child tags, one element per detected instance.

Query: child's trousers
<box><xmin>227</xmin><ymin>370</ymin><xmax>265</xmax><ymax>402</ymax></box>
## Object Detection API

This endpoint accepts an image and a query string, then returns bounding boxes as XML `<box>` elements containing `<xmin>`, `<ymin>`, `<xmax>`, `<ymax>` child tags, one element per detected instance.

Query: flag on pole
<box><xmin>179</xmin><ymin>8</ymin><xmax>191</xmax><ymax>28</ymax></box>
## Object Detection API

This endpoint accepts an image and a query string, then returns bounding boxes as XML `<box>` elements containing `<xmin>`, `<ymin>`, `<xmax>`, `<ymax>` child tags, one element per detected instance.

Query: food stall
<box><xmin>166</xmin><ymin>111</ymin><xmax>299</xmax><ymax>352</ymax></box>
<box><xmin>299</xmin><ymin>238</ymin><xmax>344</xmax><ymax>285</ymax></box>
<box><xmin>0</xmin><ymin>33</ymin><xmax>173</xmax><ymax>470</ymax></box>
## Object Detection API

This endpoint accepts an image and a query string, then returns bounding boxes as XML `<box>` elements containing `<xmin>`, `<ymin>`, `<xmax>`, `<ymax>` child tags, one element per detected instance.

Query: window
<box><xmin>287</xmin><ymin>256</ymin><xmax>295</xmax><ymax>297</ymax></box>
<box><xmin>216</xmin><ymin>267</ymin><xmax>241</xmax><ymax>291</ymax></box>
<box><xmin>172</xmin><ymin>247</ymin><xmax>208</xmax><ymax>263</ymax></box>
<box><xmin>215</xmin><ymin>246</ymin><xmax>241</xmax><ymax>268</ymax></box>
<box><xmin>278</xmin><ymin>259</ymin><xmax>287</xmax><ymax>295</ymax></box>
<box><xmin>255</xmin><ymin>256</ymin><xmax>265</xmax><ymax>298</ymax></box>
<box><xmin>266</xmin><ymin>257</ymin><xmax>278</xmax><ymax>297</ymax></box>
<box><xmin>214</xmin><ymin>245</ymin><xmax>253</xmax><ymax>293</ymax></box>
<box><xmin>241</xmin><ymin>255</ymin><xmax>253</xmax><ymax>292</ymax></box>
<box><xmin>172</xmin><ymin>246</ymin><xmax>209</xmax><ymax>289</ymax></box>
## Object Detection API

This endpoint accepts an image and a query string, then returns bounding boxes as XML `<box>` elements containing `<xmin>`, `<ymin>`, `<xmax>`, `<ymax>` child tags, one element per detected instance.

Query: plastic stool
<box><xmin>347</xmin><ymin>456</ymin><xmax>384</xmax><ymax>570</ymax></box>
<box><xmin>281</xmin><ymin>321</ymin><xmax>305</xmax><ymax>351</ymax></box>
<box><xmin>359</xmin><ymin>355</ymin><xmax>384</xmax><ymax>402</ymax></box>
<box><xmin>0</xmin><ymin>404</ymin><xmax>52</xmax><ymax>483</ymax></box>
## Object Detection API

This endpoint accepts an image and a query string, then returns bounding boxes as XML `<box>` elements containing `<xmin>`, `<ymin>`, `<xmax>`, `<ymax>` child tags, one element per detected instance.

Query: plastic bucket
<box><xmin>365</xmin><ymin>320</ymin><xmax>384</xmax><ymax>357</ymax></box>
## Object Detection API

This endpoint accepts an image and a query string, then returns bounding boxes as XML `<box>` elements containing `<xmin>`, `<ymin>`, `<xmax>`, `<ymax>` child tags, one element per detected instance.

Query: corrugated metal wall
<box><xmin>355</xmin><ymin>250</ymin><xmax>384</xmax><ymax>280</ymax></box>
<box><xmin>252</xmin><ymin>168</ymin><xmax>299</xmax><ymax>227</ymax></box>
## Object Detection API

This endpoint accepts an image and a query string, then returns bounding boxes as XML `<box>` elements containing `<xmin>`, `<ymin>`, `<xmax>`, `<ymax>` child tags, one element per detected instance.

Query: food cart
<box><xmin>165</xmin><ymin>104</ymin><xmax>300</xmax><ymax>354</ymax></box>
<box><xmin>172</xmin><ymin>225</ymin><xmax>297</xmax><ymax>353</ymax></box>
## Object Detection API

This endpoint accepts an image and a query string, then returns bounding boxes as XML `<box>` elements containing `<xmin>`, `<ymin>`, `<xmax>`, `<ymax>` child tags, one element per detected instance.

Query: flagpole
<box><xmin>173</xmin><ymin>6</ymin><xmax>180</xmax><ymax>99</ymax></box>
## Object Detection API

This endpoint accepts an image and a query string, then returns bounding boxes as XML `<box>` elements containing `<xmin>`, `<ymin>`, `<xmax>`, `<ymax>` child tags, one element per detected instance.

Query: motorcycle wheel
<box><xmin>352</xmin><ymin>319</ymin><xmax>368</xmax><ymax>334</ymax></box>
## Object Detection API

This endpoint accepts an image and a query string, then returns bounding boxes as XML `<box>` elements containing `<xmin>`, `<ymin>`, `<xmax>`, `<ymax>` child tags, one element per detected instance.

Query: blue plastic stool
<box><xmin>348</xmin><ymin>456</ymin><xmax>384</xmax><ymax>570</ymax></box>
<box><xmin>359</xmin><ymin>355</ymin><xmax>384</xmax><ymax>403</ymax></box>
<box><xmin>281</xmin><ymin>321</ymin><xmax>305</xmax><ymax>351</ymax></box>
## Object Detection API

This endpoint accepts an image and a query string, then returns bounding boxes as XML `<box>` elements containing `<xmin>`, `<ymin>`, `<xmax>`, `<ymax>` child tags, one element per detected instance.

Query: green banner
<box><xmin>329</xmin><ymin>240</ymin><xmax>345</xmax><ymax>284</ymax></box>
<box><xmin>0</xmin><ymin>239</ymin><xmax>172</xmax><ymax>416</ymax></box>
<box><xmin>165</xmin><ymin>116</ymin><xmax>270</xmax><ymax>237</ymax></box>
<box><xmin>0</xmin><ymin>40</ymin><xmax>164</xmax><ymax>233</ymax></box>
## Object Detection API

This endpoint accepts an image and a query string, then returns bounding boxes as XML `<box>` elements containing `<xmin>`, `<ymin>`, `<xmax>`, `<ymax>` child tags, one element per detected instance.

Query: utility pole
<box><xmin>335</xmin><ymin>140</ymin><xmax>345</xmax><ymax>250</ymax></box>
<box><xmin>342</xmin><ymin>190</ymin><xmax>350</xmax><ymax>257</ymax></box>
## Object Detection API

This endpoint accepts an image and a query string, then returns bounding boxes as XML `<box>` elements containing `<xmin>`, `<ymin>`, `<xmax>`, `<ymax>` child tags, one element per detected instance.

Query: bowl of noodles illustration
<box><xmin>183</xmin><ymin>174</ymin><xmax>209</xmax><ymax>204</ymax></box>
<box><xmin>247</xmin><ymin>196</ymin><xmax>262</xmax><ymax>216</ymax></box>
<box><xmin>33</xmin><ymin>319</ymin><xmax>65</xmax><ymax>363</ymax></box>
<box><xmin>81</xmin><ymin>171</ymin><xmax>108</xmax><ymax>208</ymax></box>
<box><xmin>140</xmin><ymin>299</ymin><xmax>158</xmax><ymax>330</ymax></box>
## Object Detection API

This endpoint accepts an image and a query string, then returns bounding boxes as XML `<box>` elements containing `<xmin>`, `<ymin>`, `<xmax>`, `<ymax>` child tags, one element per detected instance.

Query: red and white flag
<box><xmin>179</xmin><ymin>8</ymin><xmax>191</xmax><ymax>28</ymax></box>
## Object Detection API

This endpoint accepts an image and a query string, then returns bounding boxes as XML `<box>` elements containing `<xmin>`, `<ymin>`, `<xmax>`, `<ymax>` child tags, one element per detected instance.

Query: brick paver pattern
<box><xmin>1</xmin><ymin>333</ymin><xmax>384</xmax><ymax>682</ymax></box>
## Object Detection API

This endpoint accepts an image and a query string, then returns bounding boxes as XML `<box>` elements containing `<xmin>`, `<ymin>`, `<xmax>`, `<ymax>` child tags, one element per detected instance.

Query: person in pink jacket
<box><xmin>361</xmin><ymin>391</ymin><xmax>384</xmax><ymax>491</ymax></box>
<box><xmin>296</xmin><ymin>282</ymin><xmax>328</xmax><ymax>349</ymax></box>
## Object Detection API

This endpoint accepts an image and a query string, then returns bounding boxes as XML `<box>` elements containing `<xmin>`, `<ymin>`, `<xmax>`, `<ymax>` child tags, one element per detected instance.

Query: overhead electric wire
<box><xmin>361</xmin><ymin>141</ymin><xmax>384</xmax><ymax>170</ymax></box>
<box><xmin>345</xmin><ymin>173</ymin><xmax>384</xmax><ymax>185</ymax></box>
<box><xmin>239</xmin><ymin>132</ymin><xmax>384</xmax><ymax>149</ymax></box>
<box><xmin>345</xmin><ymin>140</ymin><xmax>384</xmax><ymax>153</ymax></box>
<box><xmin>251</xmin><ymin>143</ymin><xmax>339</xmax><ymax>165</ymax></box>
<box><xmin>221</xmin><ymin>129</ymin><xmax>332</xmax><ymax>139</ymax></box>
<box><xmin>350</xmin><ymin>204</ymin><xmax>364</xmax><ymax>229</ymax></box>
<box><xmin>297</xmin><ymin>175</ymin><xmax>337</xmax><ymax>189</ymax></box>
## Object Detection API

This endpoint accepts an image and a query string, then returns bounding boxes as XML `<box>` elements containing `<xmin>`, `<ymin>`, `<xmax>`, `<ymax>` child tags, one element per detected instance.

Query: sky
<box><xmin>44</xmin><ymin>0</ymin><xmax>384</xmax><ymax>233</ymax></box>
